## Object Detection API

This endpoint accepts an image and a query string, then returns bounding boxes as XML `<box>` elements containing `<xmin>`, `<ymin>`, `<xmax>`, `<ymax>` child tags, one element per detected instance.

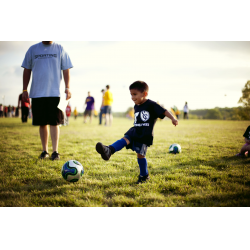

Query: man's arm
<box><xmin>63</xmin><ymin>69</ymin><xmax>71</xmax><ymax>100</ymax></box>
<box><xmin>22</xmin><ymin>68</ymin><xmax>31</xmax><ymax>102</ymax></box>
<box><xmin>164</xmin><ymin>109</ymin><xmax>178</xmax><ymax>126</ymax></box>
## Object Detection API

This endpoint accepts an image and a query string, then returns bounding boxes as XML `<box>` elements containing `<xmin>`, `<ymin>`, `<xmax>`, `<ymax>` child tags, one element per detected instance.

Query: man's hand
<box><xmin>172</xmin><ymin>118</ymin><xmax>178</xmax><ymax>126</ymax></box>
<box><xmin>22</xmin><ymin>91</ymin><xmax>29</xmax><ymax>103</ymax></box>
<box><xmin>65</xmin><ymin>88</ymin><xmax>71</xmax><ymax>100</ymax></box>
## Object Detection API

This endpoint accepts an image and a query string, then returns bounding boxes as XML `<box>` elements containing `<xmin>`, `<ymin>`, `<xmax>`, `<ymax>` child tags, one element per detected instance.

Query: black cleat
<box><xmin>96</xmin><ymin>142</ymin><xmax>112</xmax><ymax>161</ymax></box>
<box><xmin>51</xmin><ymin>151</ymin><xmax>60</xmax><ymax>161</ymax></box>
<box><xmin>136</xmin><ymin>174</ymin><xmax>150</xmax><ymax>184</ymax></box>
<box><xmin>39</xmin><ymin>151</ymin><xmax>49</xmax><ymax>159</ymax></box>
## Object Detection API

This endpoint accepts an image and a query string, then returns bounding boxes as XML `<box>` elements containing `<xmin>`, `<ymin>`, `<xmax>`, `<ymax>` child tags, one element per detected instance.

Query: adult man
<box><xmin>99</xmin><ymin>89</ymin><xmax>105</xmax><ymax>125</ymax></box>
<box><xmin>22</xmin><ymin>41</ymin><xmax>73</xmax><ymax>160</ymax></box>
<box><xmin>18</xmin><ymin>92</ymin><xmax>30</xmax><ymax>122</ymax></box>
<box><xmin>83</xmin><ymin>91</ymin><xmax>95</xmax><ymax>124</ymax></box>
<box><xmin>103</xmin><ymin>85</ymin><xmax>113</xmax><ymax>126</ymax></box>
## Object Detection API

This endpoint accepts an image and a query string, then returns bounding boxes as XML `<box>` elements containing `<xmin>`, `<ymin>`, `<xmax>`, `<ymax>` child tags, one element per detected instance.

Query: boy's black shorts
<box><xmin>124</xmin><ymin>134</ymin><xmax>148</xmax><ymax>157</ymax></box>
<box><xmin>31</xmin><ymin>97</ymin><xmax>64</xmax><ymax>126</ymax></box>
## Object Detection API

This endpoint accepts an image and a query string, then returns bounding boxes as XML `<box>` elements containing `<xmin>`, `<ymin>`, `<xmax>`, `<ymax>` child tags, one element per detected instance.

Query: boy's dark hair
<box><xmin>106</xmin><ymin>85</ymin><xmax>110</xmax><ymax>89</ymax></box>
<box><xmin>129</xmin><ymin>81</ymin><xmax>149</xmax><ymax>93</ymax></box>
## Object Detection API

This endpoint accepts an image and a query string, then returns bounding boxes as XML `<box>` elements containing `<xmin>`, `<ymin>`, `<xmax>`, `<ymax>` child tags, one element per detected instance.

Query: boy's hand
<box><xmin>172</xmin><ymin>118</ymin><xmax>178</xmax><ymax>126</ymax></box>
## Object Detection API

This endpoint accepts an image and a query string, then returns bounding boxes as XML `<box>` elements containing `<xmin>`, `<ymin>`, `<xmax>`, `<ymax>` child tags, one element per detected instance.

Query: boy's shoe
<box><xmin>51</xmin><ymin>151</ymin><xmax>60</xmax><ymax>161</ymax></box>
<box><xmin>39</xmin><ymin>151</ymin><xmax>49</xmax><ymax>159</ymax></box>
<box><xmin>96</xmin><ymin>142</ymin><xmax>112</xmax><ymax>161</ymax></box>
<box><xmin>136</xmin><ymin>174</ymin><xmax>150</xmax><ymax>184</ymax></box>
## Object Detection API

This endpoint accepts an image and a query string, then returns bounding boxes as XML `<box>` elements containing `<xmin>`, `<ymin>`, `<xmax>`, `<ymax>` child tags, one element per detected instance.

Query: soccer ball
<box><xmin>61</xmin><ymin>160</ymin><xmax>84</xmax><ymax>182</ymax></box>
<box><xmin>169</xmin><ymin>143</ymin><xmax>181</xmax><ymax>154</ymax></box>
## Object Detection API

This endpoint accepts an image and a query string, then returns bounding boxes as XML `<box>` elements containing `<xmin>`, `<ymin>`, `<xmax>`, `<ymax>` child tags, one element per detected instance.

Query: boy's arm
<box><xmin>164</xmin><ymin>110</ymin><xmax>178</xmax><ymax>126</ymax></box>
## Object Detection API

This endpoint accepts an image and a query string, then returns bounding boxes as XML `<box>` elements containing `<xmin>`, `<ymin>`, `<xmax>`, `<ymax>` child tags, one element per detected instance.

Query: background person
<box><xmin>83</xmin><ymin>92</ymin><xmax>95</xmax><ymax>124</ymax></box>
<box><xmin>0</xmin><ymin>104</ymin><xmax>3</xmax><ymax>118</ymax></box>
<box><xmin>18</xmin><ymin>92</ymin><xmax>30</xmax><ymax>123</ymax></box>
<box><xmin>74</xmin><ymin>107</ymin><xmax>78</xmax><ymax>119</ymax></box>
<box><xmin>21</xmin><ymin>41</ymin><xmax>73</xmax><ymax>160</ymax></box>
<box><xmin>4</xmin><ymin>106</ymin><xmax>8</xmax><ymax>117</ymax></box>
<box><xmin>103</xmin><ymin>85</ymin><xmax>113</xmax><ymax>126</ymax></box>
<box><xmin>236</xmin><ymin>125</ymin><xmax>250</xmax><ymax>157</ymax></box>
<box><xmin>65</xmin><ymin>102</ymin><xmax>71</xmax><ymax>125</ymax></box>
<box><xmin>99</xmin><ymin>89</ymin><xmax>105</xmax><ymax>125</ymax></box>
<box><xmin>11</xmin><ymin>106</ymin><xmax>15</xmax><ymax>117</ymax></box>
<box><xmin>8</xmin><ymin>105</ymin><xmax>11</xmax><ymax>117</ymax></box>
<box><xmin>183</xmin><ymin>102</ymin><xmax>189</xmax><ymax>119</ymax></box>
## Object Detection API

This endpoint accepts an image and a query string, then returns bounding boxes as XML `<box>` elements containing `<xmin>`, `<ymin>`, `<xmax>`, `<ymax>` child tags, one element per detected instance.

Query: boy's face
<box><xmin>130</xmin><ymin>89</ymin><xmax>148</xmax><ymax>105</ymax></box>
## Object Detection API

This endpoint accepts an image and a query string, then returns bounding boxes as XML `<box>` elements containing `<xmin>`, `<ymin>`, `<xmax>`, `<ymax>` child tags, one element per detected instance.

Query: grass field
<box><xmin>0</xmin><ymin>117</ymin><xmax>250</xmax><ymax>207</ymax></box>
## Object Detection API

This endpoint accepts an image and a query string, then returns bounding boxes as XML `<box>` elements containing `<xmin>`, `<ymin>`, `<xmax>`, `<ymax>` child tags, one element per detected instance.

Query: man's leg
<box><xmin>50</xmin><ymin>125</ymin><xmax>60</xmax><ymax>152</ymax></box>
<box><xmin>99</xmin><ymin>109</ymin><xmax>102</xmax><ymax>124</ymax></box>
<box><xmin>40</xmin><ymin>125</ymin><xmax>49</xmax><ymax>152</ymax></box>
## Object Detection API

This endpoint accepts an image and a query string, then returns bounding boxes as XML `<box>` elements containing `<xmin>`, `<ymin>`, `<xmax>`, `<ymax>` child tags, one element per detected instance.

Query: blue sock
<box><xmin>110</xmin><ymin>138</ymin><xmax>127</xmax><ymax>153</ymax></box>
<box><xmin>137</xmin><ymin>158</ymin><xmax>148</xmax><ymax>176</ymax></box>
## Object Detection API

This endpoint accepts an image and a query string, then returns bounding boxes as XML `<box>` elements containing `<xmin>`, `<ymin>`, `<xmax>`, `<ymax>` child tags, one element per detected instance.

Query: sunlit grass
<box><xmin>0</xmin><ymin>117</ymin><xmax>249</xmax><ymax>207</ymax></box>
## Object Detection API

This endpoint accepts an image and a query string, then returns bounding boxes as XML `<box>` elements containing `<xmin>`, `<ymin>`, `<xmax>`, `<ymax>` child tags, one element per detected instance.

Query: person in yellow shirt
<box><xmin>103</xmin><ymin>85</ymin><xmax>113</xmax><ymax>126</ymax></box>
<box><xmin>74</xmin><ymin>107</ymin><xmax>78</xmax><ymax>119</ymax></box>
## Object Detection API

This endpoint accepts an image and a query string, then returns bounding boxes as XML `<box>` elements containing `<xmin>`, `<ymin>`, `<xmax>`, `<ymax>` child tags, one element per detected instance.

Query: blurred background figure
<box><xmin>11</xmin><ymin>106</ymin><xmax>15</xmax><ymax>117</ymax></box>
<box><xmin>103</xmin><ymin>85</ymin><xmax>113</xmax><ymax>126</ymax></box>
<box><xmin>15</xmin><ymin>106</ymin><xmax>19</xmax><ymax>117</ymax></box>
<box><xmin>74</xmin><ymin>107</ymin><xmax>78</xmax><ymax>119</ymax></box>
<box><xmin>99</xmin><ymin>89</ymin><xmax>105</xmax><ymax>125</ymax></box>
<box><xmin>171</xmin><ymin>105</ymin><xmax>180</xmax><ymax>119</ymax></box>
<box><xmin>8</xmin><ymin>105</ymin><xmax>11</xmax><ymax>117</ymax></box>
<box><xmin>84</xmin><ymin>91</ymin><xmax>95</xmax><ymax>124</ymax></box>
<box><xmin>183</xmin><ymin>102</ymin><xmax>189</xmax><ymax>119</ymax></box>
<box><xmin>65</xmin><ymin>102</ymin><xmax>71</xmax><ymax>125</ymax></box>
<box><xmin>18</xmin><ymin>92</ymin><xmax>30</xmax><ymax>123</ymax></box>
<box><xmin>28</xmin><ymin>105</ymin><xmax>32</xmax><ymax>119</ymax></box>
<box><xmin>0</xmin><ymin>104</ymin><xmax>3</xmax><ymax>118</ymax></box>
<box><xmin>4</xmin><ymin>105</ymin><xmax>8</xmax><ymax>117</ymax></box>
<box><xmin>126</xmin><ymin>107</ymin><xmax>134</xmax><ymax>120</ymax></box>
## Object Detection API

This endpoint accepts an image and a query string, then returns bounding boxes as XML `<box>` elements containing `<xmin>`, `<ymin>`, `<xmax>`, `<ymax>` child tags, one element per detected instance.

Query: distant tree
<box><xmin>204</xmin><ymin>108</ymin><xmax>222</xmax><ymax>120</ymax></box>
<box><xmin>238</xmin><ymin>81</ymin><xmax>250</xmax><ymax>120</ymax></box>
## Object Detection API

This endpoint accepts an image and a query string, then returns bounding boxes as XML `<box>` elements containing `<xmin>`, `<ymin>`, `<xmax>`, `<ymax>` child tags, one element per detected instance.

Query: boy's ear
<box><xmin>144</xmin><ymin>91</ymin><xmax>148</xmax><ymax>97</ymax></box>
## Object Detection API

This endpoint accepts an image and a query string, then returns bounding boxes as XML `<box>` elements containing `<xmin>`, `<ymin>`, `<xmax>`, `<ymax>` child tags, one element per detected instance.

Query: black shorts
<box><xmin>84</xmin><ymin>109</ymin><xmax>93</xmax><ymax>116</ymax></box>
<box><xmin>124</xmin><ymin>134</ymin><xmax>148</xmax><ymax>157</ymax></box>
<box><xmin>31</xmin><ymin>97</ymin><xmax>64</xmax><ymax>126</ymax></box>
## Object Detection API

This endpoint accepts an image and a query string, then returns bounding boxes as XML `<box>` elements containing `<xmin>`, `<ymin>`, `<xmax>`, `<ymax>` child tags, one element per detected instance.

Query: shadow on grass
<box><xmin>185</xmin><ymin>190</ymin><xmax>250</xmax><ymax>207</ymax></box>
<box><xmin>155</xmin><ymin>155</ymin><xmax>250</xmax><ymax>172</ymax></box>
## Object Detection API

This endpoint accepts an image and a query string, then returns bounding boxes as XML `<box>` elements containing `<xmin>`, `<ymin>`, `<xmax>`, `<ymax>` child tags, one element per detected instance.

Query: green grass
<box><xmin>0</xmin><ymin>117</ymin><xmax>250</xmax><ymax>207</ymax></box>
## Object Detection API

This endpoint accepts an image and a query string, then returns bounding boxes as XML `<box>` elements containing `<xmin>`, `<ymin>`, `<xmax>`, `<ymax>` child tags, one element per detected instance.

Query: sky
<box><xmin>0</xmin><ymin>41</ymin><xmax>249</xmax><ymax>112</ymax></box>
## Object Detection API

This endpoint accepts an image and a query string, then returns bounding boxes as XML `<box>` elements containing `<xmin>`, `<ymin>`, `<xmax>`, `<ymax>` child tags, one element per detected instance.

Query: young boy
<box><xmin>95</xmin><ymin>81</ymin><xmax>178</xmax><ymax>184</ymax></box>
<box><xmin>236</xmin><ymin>125</ymin><xmax>250</xmax><ymax>157</ymax></box>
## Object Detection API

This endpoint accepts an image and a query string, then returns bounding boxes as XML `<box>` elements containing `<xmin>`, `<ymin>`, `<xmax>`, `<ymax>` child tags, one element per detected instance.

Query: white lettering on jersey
<box><xmin>134</xmin><ymin>112</ymin><xmax>139</xmax><ymax>124</ymax></box>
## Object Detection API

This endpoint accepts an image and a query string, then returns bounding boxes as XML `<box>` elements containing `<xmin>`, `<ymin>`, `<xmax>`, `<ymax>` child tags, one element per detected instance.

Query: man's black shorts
<box><xmin>32</xmin><ymin>97</ymin><xmax>64</xmax><ymax>126</ymax></box>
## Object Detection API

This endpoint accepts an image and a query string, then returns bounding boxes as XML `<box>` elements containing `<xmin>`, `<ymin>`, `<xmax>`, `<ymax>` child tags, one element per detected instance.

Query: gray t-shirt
<box><xmin>21</xmin><ymin>42</ymin><xmax>73</xmax><ymax>98</ymax></box>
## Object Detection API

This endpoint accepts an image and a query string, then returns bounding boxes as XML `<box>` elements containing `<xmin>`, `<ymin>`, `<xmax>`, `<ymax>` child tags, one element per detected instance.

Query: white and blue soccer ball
<box><xmin>169</xmin><ymin>143</ymin><xmax>181</xmax><ymax>154</ymax></box>
<box><xmin>61</xmin><ymin>160</ymin><xmax>84</xmax><ymax>182</ymax></box>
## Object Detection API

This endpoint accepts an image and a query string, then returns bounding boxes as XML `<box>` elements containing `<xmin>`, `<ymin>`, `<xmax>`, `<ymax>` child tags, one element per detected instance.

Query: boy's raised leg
<box><xmin>96</xmin><ymin>138</ymin><xmax>129</xmax><ymax>161</ymax></box>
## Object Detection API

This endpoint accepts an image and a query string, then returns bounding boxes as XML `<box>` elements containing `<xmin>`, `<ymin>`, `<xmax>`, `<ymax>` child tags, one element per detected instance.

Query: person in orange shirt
<box><xmin>103</xmin><ymin>85</ymin><xmax>113</xmax><ymax>126</ymax></box>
